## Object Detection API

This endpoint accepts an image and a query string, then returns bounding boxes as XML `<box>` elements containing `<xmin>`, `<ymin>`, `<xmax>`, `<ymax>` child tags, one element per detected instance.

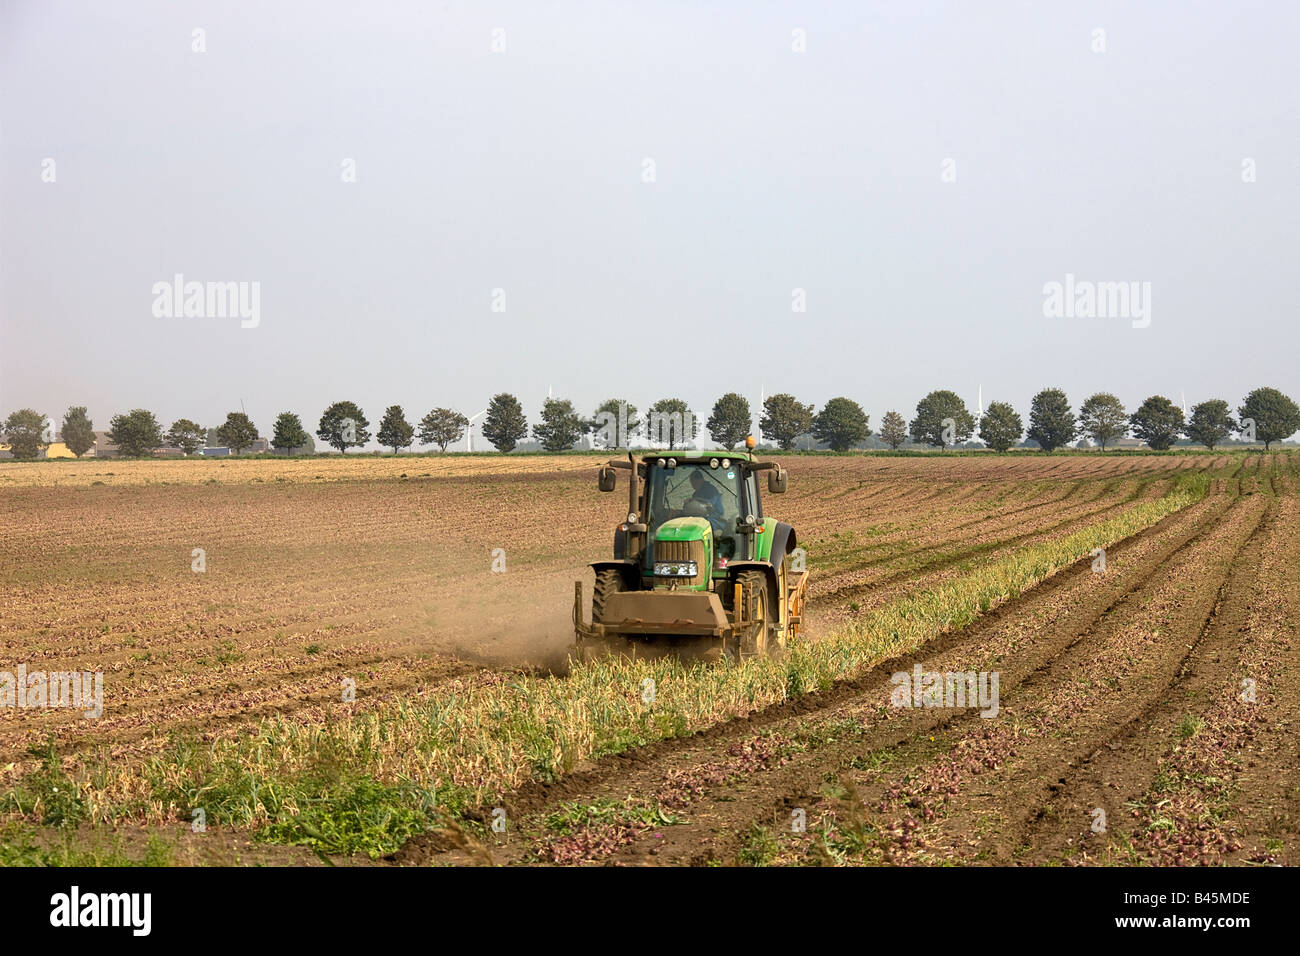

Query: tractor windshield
<box><xmin>645</xmin><ymin>461</ymin><xmax>744</xmax><ymax>567</ymax></box>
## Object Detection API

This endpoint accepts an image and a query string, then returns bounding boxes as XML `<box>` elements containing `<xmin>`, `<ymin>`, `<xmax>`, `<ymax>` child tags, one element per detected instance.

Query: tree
<box><xmin>107</xmin><ymin>409</ymin><xmax>163</xmax><ymax>457</ymax></box>
<box><xmin>759</xmin><ymin>393</ymin><xmax>814</xmax><ymax>450</ymax></box>
<box><xmin>532</xmin><ymin>397</ymin><xmax>584</xmax><ymax>452</ymax></box>
<box><xmin>377</xmin><ymin>405</ymin><xmax>415</xmax><ymax>454</ymax></box>
<box><xmin>166</xmin><ymin>419</ymin><xmax>206</xmax><ymax>455</ymax></box>
<box><xmin>3</xmin><ymin>409</ymin><xmax>49</xmax><ymax>459</ymax></box>
<box><xmin>979</xmin><ymin>401</ymin><xmax>1023</xmax><ymax>453</ymax></box>
<box><xmin>481</xmin><ymin>393</ymin><xmax>528</xmax><ymax>453</ymax></box>
<box><xmin>271</xmin><ymin>412</ymin><xmax>311</xmax><ymax>455</ymax></box>
<box><xmin>879</xmin><ymin>410</ymin><xmax>907</xmax><ymax>450</ymax></box>
<box><xmin>589</xmin><ymin>399</ymin><xmax>640</xmax><ymax>448</ymax></box>
<box><xmin>1239</xmin><ymin>387</ymin><xmax>1300</xmax><ymax>451</ymax></box>
<box><xmin>646</xmin><ymin>398</ymin><xmax>697</xmax><ymax>449</ymax></box>
<box><xmin>216</xmin><ymin>412</ymin><xmax>259</xmax><ymax>454</ymax></box>
<box><xmin>1129</xmin><ymin>396</ymin><xmax>1184</xmax><ymax>451</ymax></box>
<box><xmin>1185</xmin><ymin>400</ymin><xmax>1234</xmax><ymax>451</ymax></box>
<box><xmin>317</xmin><ymin>401</ymin><xmax>371</xmax><ymax>453</ymax></box>
<box><xmin>909</xmin><ymin>390</ymin><xmax>975</xmax><ymax>449</ymax></box>
<box><xmin>418</xmin><ymin>408</ymin><xmax>470</xmax><ymax>452</ymax></box>
<box><xmin>1078</xmin><ymin>393</ymin><xmax>1128</xmax><ymax>450</ymax></box>
<box><xmin>812</xmin><ymin>397</ymin><xmax>870</xmax><ymax>452</ymax></box>
<box><xmin>706</xmin><ymin>392</ymin><xmax>753</xmax><ymax>449</ymax></box>
<box><xmin>61</xmin><ymin>406</ymin><xmax>95</xmax><ymax>457</ymax></box>
<box><xmin>1027</xmin><ymin>388</ymin><xmax>1076</xmax><ymax>453</ymax></box>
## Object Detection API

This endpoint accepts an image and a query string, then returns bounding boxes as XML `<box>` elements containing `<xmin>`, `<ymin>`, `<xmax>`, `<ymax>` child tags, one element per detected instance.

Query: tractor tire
<box><xmin>728</xmin><ymin>569</ymin><xmax>774</xmax><ymax>662</ymax></box>
<box><xmin>591</xmin><ymin>568</ymin><xmax>625</xmax><ymax>624</ymax></box>
<box><xmin>770</xmin><ymin>557</ymin><xmax>791</xmax><ymax>657</ymax></box>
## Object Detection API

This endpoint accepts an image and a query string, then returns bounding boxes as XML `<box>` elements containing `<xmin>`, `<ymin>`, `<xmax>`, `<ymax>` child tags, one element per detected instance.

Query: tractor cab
<box><xmin>645</xmin><ymin>456</ymin><xmax>756</xmax><ymax>569</ymax></box>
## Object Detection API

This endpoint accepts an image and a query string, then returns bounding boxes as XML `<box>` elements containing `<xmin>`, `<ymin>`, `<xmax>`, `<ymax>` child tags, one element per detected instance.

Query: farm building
<box><xmin>0</xmin><ymin>438</ymin><xmax>87</xmax><ymax>459</ymax></box>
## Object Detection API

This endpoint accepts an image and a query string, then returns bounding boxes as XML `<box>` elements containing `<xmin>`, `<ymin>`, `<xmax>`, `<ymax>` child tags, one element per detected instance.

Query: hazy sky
<box><xmin>2</xmin><ymin>0</ymin><xmax>1297</xmax><ymax>447</ymax></box>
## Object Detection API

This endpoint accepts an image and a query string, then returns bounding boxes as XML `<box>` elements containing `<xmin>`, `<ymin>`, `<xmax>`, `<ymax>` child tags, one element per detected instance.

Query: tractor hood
<box><xmin>655</xmin><ymin>517</ymin><xmax>712</xmax><ymax>541</ymax></box>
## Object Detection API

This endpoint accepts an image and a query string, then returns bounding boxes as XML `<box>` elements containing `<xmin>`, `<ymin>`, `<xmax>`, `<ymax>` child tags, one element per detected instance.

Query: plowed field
<box><xmin>1</xmin><ymin>451</ymin><xmax>1294</xmax><ymax>866</ymax></box>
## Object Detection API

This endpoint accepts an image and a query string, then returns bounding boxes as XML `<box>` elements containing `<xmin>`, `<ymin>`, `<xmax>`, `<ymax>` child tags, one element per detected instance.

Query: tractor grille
<box><xmin>654</xmin><ymin>538</ymin><xmax>707</xmax><ymax>587</ymax></box>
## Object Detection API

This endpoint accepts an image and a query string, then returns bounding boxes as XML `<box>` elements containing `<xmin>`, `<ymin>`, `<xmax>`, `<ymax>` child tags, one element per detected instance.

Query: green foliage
<box><xmin>1239</xmin><ymin>387</ymin><xmax>1300</xmax><ymax>450</ymax></box>
<box><xmin>589</xmin><ymin>399</ymin><xmax>640</xmax><ymax>448</ymax></box>
<box><xmin>878</xmin><ymin>410</ymin><xmax>907</xmax><ymax>450</ymax></box>
<box><xmin>813</xmin><ymin>397</ymin><xmax>870</xmax><ymax>452</ymax></box>
<box><xmin>978</xmin><ymin>400</ymin><xmax>1023</xmax><ymax>453</ymax></box>
<box><xmin>1185</xmin><ymin>399</ymin><xmax>1234</xmax><ymax>450</ymax></box>
<box><xmin>216</xmin><ymin>412</ymin><xmax>259</xmax><ymax>453</ymax></box>
<box><xmin>376</xmin><ymin>405</ymin><xmax>415</xmax><ymax>454</ymax></box>
<box><xmin>107</xmin><ymin>408</ymin><xmax>163</xmax><ymax>457</ymax></box>
<box><xmin>646</xmin><ymin>397</ymin><xmax>697</xmax><ymax>449</ymax></box>
<box><xmin>1078</xmin><ymin>392</ymin><xmax>1128</xmax><ymax>449</ymax></box>
<box><xmin>317</xmin><ymin>401</ymin><xmax>371</xmax><ymax>453</ymax></box>
<box><xmin>543</xmin><ymin>798</ymin><xmax>679</xmax><ymax>835</ymax></box>
<box><xmin>0</xmin><ymin>824</ymin><xmax>175</xmax><ymax>867</ymax></box>
<box><xmin>260</xmin><ymin>776</ymin><xmax>435</xmax><ymax>859</ymax></box>
<box><xmin>2</xmin><ymin>740</ymin><xmax>87</xmax><ymax>829</ymax></box>
<box><xmin>482</xmin><ymin>393</ymin><xmax>528</xmax><ymax>453</ymax></box>
<box><xmin>60</xmin><ymin>406</ymin><xmax>95</xmax><ymax>457</ymax></box>
<box><xmin>271</xmin><ymin>412</ymin><xmax>311</xmax><ymax>454</ymax></box>
<box><xmin>1027</xmin><ymin>388</ymin><xmax>1076</xmax><ymax>452</ymax></box>
<box><xmin>706</xmin><ymin>392</ymin><xmax>753</xmax><ymax>449</ymax></box>
<box><xmin>737</xmin><ymin>823</ymin><xmax>780</xmax><ymax>866</ymax></box>
<box><xmin>3</xmin><ymin>408</ymin><xmax>49</xmax><ymax>459</ymax></box>
<box><xmin>532</xmin><ymin>397</ymin><xmax>584</xmax><ymax>452</ymax></box>
<box><xmin>1129</xmin><ymin>395</ymin><xmax>1184</xmax><ymax>451</ymax></box>
<box><xmin>909</xmin><ymin>390</ymin><xmax>974</xmax><ymax>448</ymax></box>
<box><xmin>759</xmin><ymin>393</ymin><xmax>814</xmax><ymax>450</ymax></box>
<box><xmin>418</xmin><ymin>408</ymin><xmax>470</xmax><ymax>451</ymax></box>
<box><xmin>166</xmin><ymin>418</ymin><xmax>206</xmax><ymax>455</ymax></box>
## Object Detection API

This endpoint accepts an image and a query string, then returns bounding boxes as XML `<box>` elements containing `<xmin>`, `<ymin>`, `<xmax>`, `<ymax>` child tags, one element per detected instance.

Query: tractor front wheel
<box><xmin>591</xmin><ymin>568</ymin><xmax>625</xmax><ymax>624</ymax></box>
<box><xmin>728</xmin><ymin>570</ymin><xmax>774</xmax><ymax>662</ymax></box>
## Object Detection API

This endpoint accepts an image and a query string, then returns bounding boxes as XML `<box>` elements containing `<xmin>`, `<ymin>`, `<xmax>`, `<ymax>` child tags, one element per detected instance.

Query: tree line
<box><xmin>3</xmin><ymin>387</ymin><xmax>1298</xmax><ymax>459</ymax></box>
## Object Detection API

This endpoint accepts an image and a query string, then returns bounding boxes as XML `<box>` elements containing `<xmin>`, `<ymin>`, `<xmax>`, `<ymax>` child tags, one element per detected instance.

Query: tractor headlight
<box><xmin>654</xmin><ymin>561</ymin><xmax>698</xmax><ymax>578</ymax></box>
<box><xmin>628</xmin><ymin>512</ymin><xmax>638</xmax><ymax>524</ymax></box>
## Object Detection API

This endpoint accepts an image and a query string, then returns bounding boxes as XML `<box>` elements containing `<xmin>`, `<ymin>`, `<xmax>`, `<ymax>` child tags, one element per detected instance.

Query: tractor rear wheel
<box><xmin>729</xmin><ymin>570</ymin><xmax>774</xmax><ymax>661</ymax></box>
<box><xmin>591</xmin><ymin>568</ymin><xmax>625</xmax><ymax>624</ymax></box>
<box><xmin>770</xmin><ymin>557</ymin><xmax>790</xmax><ymax>656</ymax></box>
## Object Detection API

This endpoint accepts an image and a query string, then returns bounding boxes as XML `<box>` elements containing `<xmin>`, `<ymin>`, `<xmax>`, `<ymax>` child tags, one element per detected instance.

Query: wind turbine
<box><xmin>466</xmin><ymin>409</ymin><xmax>487</xmax><ymax>452</ymax></box>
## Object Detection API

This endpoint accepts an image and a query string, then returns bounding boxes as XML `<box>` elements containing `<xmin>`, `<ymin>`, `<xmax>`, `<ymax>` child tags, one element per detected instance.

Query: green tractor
<box><xmin>573</xmin><ymin>440</ymin><xmax>808</xmax><ymax>661</ymax></box>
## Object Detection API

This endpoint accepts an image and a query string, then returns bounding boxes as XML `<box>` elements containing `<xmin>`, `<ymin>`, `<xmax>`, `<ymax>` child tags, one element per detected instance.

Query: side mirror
<box><xmin>767</xmin><ymin>467</ymin><xmax>788</xmax><ymax>494</ymax></box>
<box><xmin>598</xmin><ymin>467</ymin><xmax>617</xmax><ymax>492</ymax></box>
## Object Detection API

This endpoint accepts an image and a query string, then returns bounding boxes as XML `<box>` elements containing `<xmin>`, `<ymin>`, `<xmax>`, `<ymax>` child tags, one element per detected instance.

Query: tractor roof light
<box><xmin>721</xmin><ymin>458</ymin><xmax>730</xmax><ymax>468</ymax></box>
<box><xmin>710</xmin><ymin>458</ymin><xmax>719</xmax><ymax>468</ymax></box>
<box><xmin>667</xmin><ymin>458</ymin><xmax>676</xmax><ymax>468</ymax></box>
